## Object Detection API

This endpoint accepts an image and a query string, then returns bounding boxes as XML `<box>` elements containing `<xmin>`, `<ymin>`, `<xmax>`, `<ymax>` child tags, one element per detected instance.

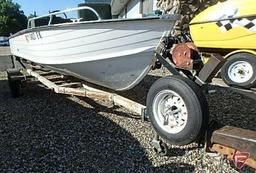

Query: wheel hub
<box><xmin>153</xmin><ymin>90</ymin><xmax>188</xmax><ymax>134</ymax></box>
<box><xmin>228</xmin><ymin>61</ymin><xmax>254</xmax><ymax>83</ymax></box>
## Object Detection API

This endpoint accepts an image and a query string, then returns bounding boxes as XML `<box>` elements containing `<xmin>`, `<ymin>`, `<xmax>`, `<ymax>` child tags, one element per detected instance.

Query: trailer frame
<box><xmin>7</xmin><ymin>35</ymin><xmax>256</xmax><ymax>169</ymax></box>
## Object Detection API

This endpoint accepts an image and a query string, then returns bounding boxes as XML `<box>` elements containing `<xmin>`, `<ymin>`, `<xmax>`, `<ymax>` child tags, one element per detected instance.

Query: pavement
<box><xmin>0</xmin><ymin>46</ymin><xmax>13</xmax><ymax>71</ymax></box>
<box><xmin>0</xmin><ymin>46</ymin><xmax>10</xmax><ymax>56</ymax></box>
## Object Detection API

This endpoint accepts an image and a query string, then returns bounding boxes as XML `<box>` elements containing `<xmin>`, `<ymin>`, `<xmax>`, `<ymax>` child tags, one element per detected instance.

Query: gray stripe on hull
<box><xmin>48</xmin><ymin>50</ymin><xmax>154</xmax><ymax>91</ymax></box>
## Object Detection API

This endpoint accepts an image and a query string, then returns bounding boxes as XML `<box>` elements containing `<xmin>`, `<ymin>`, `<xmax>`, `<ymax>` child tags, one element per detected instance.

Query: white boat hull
<box><xmin>10</xmin><ymin>17</ymin><xmax>178</xmax><ymax>90</ymax></box>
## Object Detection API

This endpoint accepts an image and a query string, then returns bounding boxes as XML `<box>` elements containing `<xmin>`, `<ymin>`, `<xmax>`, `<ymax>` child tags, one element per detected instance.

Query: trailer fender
<box><xmin>224</xmin><ymin>50</ymin><xmax>256</xmax><ymax>59</ymax></box>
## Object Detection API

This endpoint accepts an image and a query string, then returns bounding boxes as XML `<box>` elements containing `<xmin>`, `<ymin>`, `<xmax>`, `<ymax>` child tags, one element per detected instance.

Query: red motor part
<box><xmin>172</xmin><ymin>42</ymin><xmax>201</xmax><ymax>70</ymax></box>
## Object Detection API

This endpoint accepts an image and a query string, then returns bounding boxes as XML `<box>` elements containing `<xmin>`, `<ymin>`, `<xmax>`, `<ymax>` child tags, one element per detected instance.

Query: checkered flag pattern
<box><xmin>216</xmin><ymin>16</ymin><xmax>256</xmax><ymax>32</ymax></box>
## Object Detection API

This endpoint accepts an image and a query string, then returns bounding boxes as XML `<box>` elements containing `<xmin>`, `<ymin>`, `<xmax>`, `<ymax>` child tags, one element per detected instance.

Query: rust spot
<box><xmin>172</xmin><ymin>42</ymin><xmax>199</xmax><ymax>70</ymax></box>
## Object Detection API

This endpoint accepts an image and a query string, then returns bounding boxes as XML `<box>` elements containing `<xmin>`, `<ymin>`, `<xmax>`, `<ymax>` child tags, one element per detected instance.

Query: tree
<box><xmin>27</xmin><ymin>12</ymin><xmax>37</xmax><ymax>20</ymax></box>
<box><xmin>0</xmin><ymin>0</ymin><xmax>27</xmax><ymax>36</ymax></box>
<box><xmin>156</xmin><ymin>0</ymin><xmax>226</xmax><ymax>30</ymax></box>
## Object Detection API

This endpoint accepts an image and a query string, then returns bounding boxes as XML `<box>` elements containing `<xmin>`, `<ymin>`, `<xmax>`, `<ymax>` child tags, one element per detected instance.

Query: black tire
<box><xmin>146</xmin><ymin>76</ymin><xmax>209</xmax><ymax>146</ymax></box>
<box><xmin>8</xmin><ymin>77</ymin><xmax>21</xmax><ymax>98</ymax></box>
<box><xmin>221</xmin><ymin>53</ymin><xmax>256</xmax><ymax>89</ymax></box>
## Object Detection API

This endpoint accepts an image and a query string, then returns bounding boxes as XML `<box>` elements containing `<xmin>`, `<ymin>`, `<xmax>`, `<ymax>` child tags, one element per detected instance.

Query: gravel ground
<box><xmin>0</xmin><ymin>70</ymin><xmax>255</xmax><ymax>173</ymax></box>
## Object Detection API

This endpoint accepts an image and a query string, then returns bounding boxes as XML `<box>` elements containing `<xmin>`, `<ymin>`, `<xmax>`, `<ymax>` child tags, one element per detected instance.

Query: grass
<box><xmin>0</xmin><ymin>71</ymin><xmax>7</xmax><ymax>80</ymax></box>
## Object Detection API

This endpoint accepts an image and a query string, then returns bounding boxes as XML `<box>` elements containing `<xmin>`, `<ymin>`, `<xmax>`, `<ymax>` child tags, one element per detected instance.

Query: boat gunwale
<box><xmin>190</xmin><ymin>14</ymin><xmax>256</xmax><ymax>26</ymax></box>
<box><xmin>10</xmin><ymin>14</ymin><xmax>180</xmax><ymax>39</ymax></box>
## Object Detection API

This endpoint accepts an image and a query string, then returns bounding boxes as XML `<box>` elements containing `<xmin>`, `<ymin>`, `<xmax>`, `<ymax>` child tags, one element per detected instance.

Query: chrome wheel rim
<box><xmin>228</xmin><ymin>61</ymin><xmax>253</xmax><ymax>84</ymax></box>
<box><xmin>152</xmin><ymin>90</ymin><xmax>188</xmax><ymax>134</ymax></box>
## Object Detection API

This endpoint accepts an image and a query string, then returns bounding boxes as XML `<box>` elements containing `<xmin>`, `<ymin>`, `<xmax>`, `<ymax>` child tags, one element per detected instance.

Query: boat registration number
<box><xmin>25</xmin><ymin>32</ymin><xmax>42</xmax><ymax>42</ymax></box>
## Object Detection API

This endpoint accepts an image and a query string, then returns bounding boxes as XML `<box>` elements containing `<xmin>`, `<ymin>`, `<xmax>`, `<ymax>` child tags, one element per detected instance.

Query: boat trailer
<box><xmin>7</xmin><ymin>61</ymin><xmax>256</xmax><ymax>170</ymax></box>
<box><xmin>7</xmin><ymin>35</ymin><xmax>256</xmax><ymax>169</ymax></box>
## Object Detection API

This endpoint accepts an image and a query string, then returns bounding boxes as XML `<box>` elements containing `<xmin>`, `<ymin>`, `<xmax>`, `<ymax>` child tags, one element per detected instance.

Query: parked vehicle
<box><xmin>0</xmin><ymin>36</ymin><xmax>9</xmax><ymax>46</ymax></box>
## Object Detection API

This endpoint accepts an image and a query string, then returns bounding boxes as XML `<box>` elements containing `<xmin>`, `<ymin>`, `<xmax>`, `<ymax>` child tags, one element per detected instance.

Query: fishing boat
<box><xmin>9</xmin><ymin>5</ymin><xmax>213</xmax><ymax>148</ymax></box>
<box><xmin>8</xmin><ymin>4</ymin><xmax>227</xmax><ymax>150</ymax></box>
<box><xmin>9</xmin><ymin>6</ymin><xmax>179</xmax><ymax>91</ymax></box>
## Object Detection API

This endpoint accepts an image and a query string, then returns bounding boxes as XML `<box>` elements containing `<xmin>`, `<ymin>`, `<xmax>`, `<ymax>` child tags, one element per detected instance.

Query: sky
<box><xmin>13</xmin><ymin>0</ymin><xmax>87</xmax><ymax>16</ymax></box>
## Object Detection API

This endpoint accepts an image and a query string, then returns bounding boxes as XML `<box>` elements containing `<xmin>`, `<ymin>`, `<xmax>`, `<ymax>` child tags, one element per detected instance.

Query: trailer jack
<box><xmin>151</xmin><ymin>132</ymin><xmax>168</xmax><ymax>156</ymax></box>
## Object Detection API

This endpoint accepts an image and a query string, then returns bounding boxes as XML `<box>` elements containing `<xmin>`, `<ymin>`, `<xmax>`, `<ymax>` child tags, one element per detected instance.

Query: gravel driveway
<box><xmin>0</xmin><ymin>70</ymin><xmax>255</xmax><ymax>173</ymax></box>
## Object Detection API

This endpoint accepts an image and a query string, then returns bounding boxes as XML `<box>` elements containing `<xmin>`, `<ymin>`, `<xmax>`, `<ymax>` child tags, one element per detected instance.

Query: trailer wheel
<box><xmin>8</xmin><ymin>79</ymin><xmax>21</xmax><ymax>98</ymax></box>
<box><xmin>147</xmin><ymin>76</ymin><xmax>209</xmax><ymax>146</ymax></box>
<box><xmin>7</xmin><ymin>69</ymin><xmax>23</xmax><ymax>98</ymax></box>
<box><xmin>221</xmin><ymin>53</ymin><xmax>256</xmax><ymax>89</ymax></box>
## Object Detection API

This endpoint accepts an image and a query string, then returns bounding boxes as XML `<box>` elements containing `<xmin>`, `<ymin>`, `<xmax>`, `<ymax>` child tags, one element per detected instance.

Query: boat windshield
<box><xmin>28</xmin><ymin>6</ymin><xmax>102</xmax><ymax>28</ymax></box>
